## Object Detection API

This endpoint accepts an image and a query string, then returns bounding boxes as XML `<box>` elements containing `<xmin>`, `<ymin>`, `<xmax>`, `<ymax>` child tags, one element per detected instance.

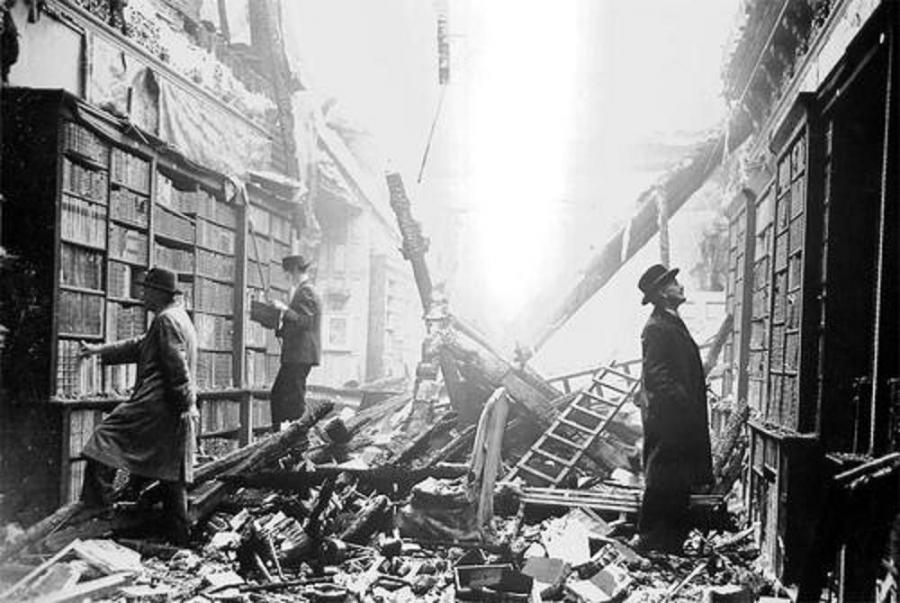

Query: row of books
<box><xmin>61</xmin><ymin>158</ymin><xmax>108</xmax><ymax>204</ymax></box>
<box><xmin>245</xmin><ymin>349</ymin><xmax>276</xmax><ymax>388</ymax></box>
<box><xmin>197</xmin><ymin>220</ymin><xmax>236</xmax><ymax>255</ymax></box>
<box><xmin>195</xmin><ymin>277</ymin><xmax>234</xmax><ymax>314</ymax></box>
<box><xmin>196</xmin><ymin>351</ymin><xmax>233</xmax><ymax>389</ymax></box>
<box><xmin>107</xmin><ymin>302</ymin><xmax>146</xmax><ymax>341</ymax></box>
<box><xmin>197</xmin><ymin>248</ymin><xmax>235</xmax><ymax>281</ymax></box>
<box><xmin>56</xmin><ymin>339</ymin><xmax>102</xmax><ymax>397</ymax></box>
<box><xmin>106</xmin><ymin>363</ymin><xmax>138</xmax><ymax>395</ymax></box>
<box><xmin>109</xmin><ymin>224</ymin><xmax>149</xmax><ymax>264</ymax></box>
<box><xmin>108</xmin><ymin>261</ymin><xmax>145</xmax><ymax>300</ymax></box>
<box><xmin>154</xmin><ymin>205</ymin><xmax>195</xmax><ymax>244</ymax></box>
<box><xmin>195</xmin><ymin>313</ymin><xmax>234</xmax><ymax>350</ymax></box>
<box><xmin>63</xmin><ymin>122</ymin><xmax>108</xmax><ymax>165</ymax></box>
<box><xmin>154</xmin><ymin>243</ymin><xmax>195</xmax><ymax>273</ymax></box>
<box><xmin>111</xmin><ymin>149</ymin><xmax>151</xmax><ymax>193</ymax></box>
<box><xmin>61</xmin><ymin>195</ymin><xmax>107</xmax><ymax>249</ymax></box>
<box><xmin>110</xmin><ymin>188</ymin><xmax>149</xmax><ymax>228</ymax></box>
<box><xmin>60</xmin><ymin>244</ymin><xmax>104</xmax><ymax>291</ymax></box>
<box><xmin>58</xmin><ymin>290</ymin><xmax>104</xmax><ymax>336</ymax></box>
<box><xmin>197</xmin><ymin>195</ymin><xmax>238</xmax><ymax>228</ymax></box>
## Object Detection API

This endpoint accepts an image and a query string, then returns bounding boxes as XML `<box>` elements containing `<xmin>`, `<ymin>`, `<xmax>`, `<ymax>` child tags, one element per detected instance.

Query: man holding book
<box><xmin>78</xmin><ymin>267</ymin><xmax>198</xmax><ymax>544</ymax></box>
<box><xmin>269</xmin><ymin>254</ymin><xmax>321</xmax><ymax>431</ymax></box>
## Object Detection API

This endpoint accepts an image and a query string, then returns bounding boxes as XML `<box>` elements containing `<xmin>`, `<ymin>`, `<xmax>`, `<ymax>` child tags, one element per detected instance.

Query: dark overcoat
<box><xmin>640</xmin><ymin>307</ymin><xmax>713</xmax><ymax>492</ymax></box>
<box><xmin>278</xmin><ymin>281</ymin><xmax>321</xmax><ymax>366</ymax></box>
<box><xmin>82</xmin><ymin>303</ymin><xmax>197</xmax><ymax>483</ymax></box>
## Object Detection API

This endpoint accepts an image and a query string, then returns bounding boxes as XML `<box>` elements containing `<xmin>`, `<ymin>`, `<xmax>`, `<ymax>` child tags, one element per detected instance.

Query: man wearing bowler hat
<box><xmin>269</xmin><ymin>254</ymin><xmax>321</xmax><ymax>430</ymax></box>
<box><xmin>78</xmin><ymin>267</ymin><xmax>198</xmax><ymax>543</ymax></box>
<box><xmin>634</xmin><ymin>264</ymin><xmax>713</xmax><ymax>554</ymax></box>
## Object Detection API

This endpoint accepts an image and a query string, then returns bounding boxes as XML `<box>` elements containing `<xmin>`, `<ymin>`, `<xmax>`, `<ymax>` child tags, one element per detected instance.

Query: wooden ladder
<box><xmin>505</xmin><ymin>363</ymin><xmax>641</xmax><ymax>487</ymax></box>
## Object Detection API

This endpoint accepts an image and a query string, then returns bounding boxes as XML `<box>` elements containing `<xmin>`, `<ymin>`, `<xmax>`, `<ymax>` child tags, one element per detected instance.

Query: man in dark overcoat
<box><xmin>635</xmin><ymin>264</ymin><xmax>713</xmax><ymax>553</ymax></box>
<box><xmin>270</xmin><ymin>254</ymin><xmax>321</xmax><ymax>430</ymax></box>
<box><xmin>79</xmin><ymin>267</ymin><xmax>198</xmax><ymax>543</ymax></box>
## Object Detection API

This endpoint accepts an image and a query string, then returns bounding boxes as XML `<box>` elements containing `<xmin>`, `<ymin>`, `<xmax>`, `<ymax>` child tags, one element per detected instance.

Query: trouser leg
<box><xmin>638</xmin><ymin>484</ymin><xmax>690</xmax><ymax>551</ymax></box>
<box><xmin>80</xmin><ymin>459</ymin><xmax>117</xmax><ymax>508</ymax></box>
<box><xmin>270</xmin><ymin>363</ymin><xmax>311</xmax><ymax>429</ymax></box>
<box><xmin>162</xmin><ymin>480</ymin><xmax>190</xmax><ymax>545</ymax></box>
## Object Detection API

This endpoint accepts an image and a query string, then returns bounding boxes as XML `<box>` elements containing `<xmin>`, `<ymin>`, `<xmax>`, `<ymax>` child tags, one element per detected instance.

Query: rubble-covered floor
<box><xmin>0</xmin><ymin>395</ymin><xmax>783</xmax><ymax>602</ymax></box>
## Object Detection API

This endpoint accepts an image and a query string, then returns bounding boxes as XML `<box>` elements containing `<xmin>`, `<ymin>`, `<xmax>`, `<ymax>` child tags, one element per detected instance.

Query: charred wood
<box><xmin>338</xmin><ymin>495</ymin><xmax>391</xmax><ymax>545</ymax></box>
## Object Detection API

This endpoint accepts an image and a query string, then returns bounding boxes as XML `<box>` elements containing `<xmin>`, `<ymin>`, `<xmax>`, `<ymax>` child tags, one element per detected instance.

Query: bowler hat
<box><xmin>638</xmin><ymin>264</ymin><xmax>679</xmax><ymax>305</ymax></box>
<box><xmin>141</xmin><ymin>267</ymin><xmax>180</xmax><ymax>294</ymax></box>
<box><xmin>282</xmin><ymin>254</ymin><xmax>311</xmax><ymax>272</ymax></box>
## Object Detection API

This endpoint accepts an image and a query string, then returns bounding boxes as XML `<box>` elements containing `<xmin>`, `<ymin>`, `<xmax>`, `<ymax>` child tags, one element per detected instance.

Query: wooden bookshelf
<box><xmin>1</xmin><ymin>89</ymin><xmax>302</xmax><ymax>504</ymax></box>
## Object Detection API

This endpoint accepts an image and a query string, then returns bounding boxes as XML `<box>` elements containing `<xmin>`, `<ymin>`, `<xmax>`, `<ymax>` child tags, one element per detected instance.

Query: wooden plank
<box><xmin>0</xmin><ymin>539</ymin><xmax>80</xmax><ymax>600</ymax></box>
<box><xmin>42</xmin><ymin>572</ymin><xmax>131</xmax><ymax>603</ymax></box>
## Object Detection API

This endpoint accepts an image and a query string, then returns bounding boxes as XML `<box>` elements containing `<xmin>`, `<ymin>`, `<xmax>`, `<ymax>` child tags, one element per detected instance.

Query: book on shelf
<box><xmin>154</xmin><ymin>243</ymin><xmax>195</xmax><ymax>273</ymax></box>
<box><xmin>63</xmin><ymin>122</ymin><xmax>109</xmax><ymax>165</ymax></box>
<box><xmin>61</xmin><ymin>158</ymin><xmax>108</xmax><ymax>204</ymax></box>
<box><xmin>110</xmin><ymin>188</ymin><xmax>149</xmax><ymax>227</ymax></box>
<box><xmin>60</xmin><ymin>244</ymin><xmax>104</xmax><ymax>291</ymax></box>
<box><xmin>156</xmin><ymin>173</ymin><xmax>174</xmax><ymax>208</ymax></box>
<box><xmin>61</xmin><ymin>195</ymin><xmax>107</xmax><ymax>248</ymax></box>
<box><xmin>154</xmin><ymin>205</ymin><xmax>195</xmax><ymax>243</ymax></box>
<box><xmin>58</xmin><ymin>290</ymin><xmax>104</xmax><ymax>336</ymax></box>
<box><xmin>107</xmin><ymin>261</ymin><xmax>146</xmax><ymax>300</ymax></box>
<box><xmin>196</xmin><ymin>351</ymin><xmax>233</xmax><ymax>389</ymax></box>
<box><xmin>179</xmin><ymin>280</ymin><xmax>194</xmax><ymax>311</ymax></box>
<box><xmin>105</xmin><ymin>363</ymin><xmax>137</xmax><ymax>395</ymax></box>
<box><xmin>107</xmin><ymin>302</ymin><xmax>146</xmax><ymax>341</ymax></box>
<box><xmin>56</xmin><ymin>339</ymin><xmax>102</xmax><ymax>397</ymax></box>
<box><xmin>108</xmin><ymin>223</ymin><xmax>149</xmax><ymax>264</ymax></box>
<box><xmin>110</xmin><ymin>149</ymin><xmax>151</xmax><ymax>193</ymax></box>
<box><xmin>196</xmin><ymin>220</ymin><xmax>235</xmax><ymax>255</ymax></box>
<box><xmin>195</xmin><ymin>191</ymin><xmax>237</xmax><ymax>227</ymax></box>
<box><xmin>196</xmin><ymin>248</ymin><xmax>235</xmax><ymax>281</ymax></box>
<box><xmin>245</xmin><ymin>349</ymin><xmax>269</xmax><ymax>388</ymax></box>
<box><xmin>195</xmin><ymin>278</ymin><xmax>234</xmax><ymax>314</ymax></box>
<box><xmin>194</xmin><ymin>313</ymin><xmax>234</xmax><ymax>350</ymax></box>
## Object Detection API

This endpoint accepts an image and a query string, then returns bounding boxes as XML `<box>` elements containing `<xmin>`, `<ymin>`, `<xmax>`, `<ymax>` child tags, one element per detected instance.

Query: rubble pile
<box><xmin>0</xmin><ymin>388</ymin><xmax>779</xmax><ymax>602</ymax></box>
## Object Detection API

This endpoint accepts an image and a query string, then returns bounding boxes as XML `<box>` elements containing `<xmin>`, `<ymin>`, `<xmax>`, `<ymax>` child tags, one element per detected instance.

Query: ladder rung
<box><xmin>544</xmin><ymin>432</ymin><xmax>580</xmax><ymax>449</ymax></box>
<box><xmin>516</xmin><ymin>464</ymin><xmax>560</xmax><ymax>484</ymax></box>
<box><xmin>570</xmin><ymin>403</ymin><xmax>613</xmax><ymax>423</ymax></box>
<box><xmin>593</xmin><ymin>379</ymin><xmax>630</xmax><ymax>395</ymax></box>
<box><xmin>581</xmin><ymin>390</ymin><xmax>619</xmax><ymax>406</ymax></box>
<box><xmin>532</xmin><ymin>447</ymin><xmax>577</xmax><ymax>467</ymax></box>
<box><xmin>557</xmin><ymin>418</ymin><xmax>595</xmax><ymax>434</ymax></box>
<box><xmin>599</xmin><ymin>366</ymin><xmax>641</xmax><ymax>382</ymax></box>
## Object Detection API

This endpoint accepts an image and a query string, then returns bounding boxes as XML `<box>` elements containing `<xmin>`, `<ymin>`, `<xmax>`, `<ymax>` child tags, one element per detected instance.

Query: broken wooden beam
<box><xmin>221</xmin><ymin>462</ymin><xmax>469</xmax><ymax>491</ymax></box>
<box><xmin>190</xmin><ymin>400</ymin><xmax>334</xmax><ymax>522</ymax></box>
<box><xmin>339</xmin><ymin>495</ymin><xmax>391</xmax><ymax>544</ymax></box>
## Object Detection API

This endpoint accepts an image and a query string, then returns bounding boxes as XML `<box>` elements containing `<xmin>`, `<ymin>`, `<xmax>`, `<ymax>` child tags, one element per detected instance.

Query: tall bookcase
<box><xmin>1</xmin><ymin>89</ymin><xmax>299</xmax><ymax>504</ymax></box>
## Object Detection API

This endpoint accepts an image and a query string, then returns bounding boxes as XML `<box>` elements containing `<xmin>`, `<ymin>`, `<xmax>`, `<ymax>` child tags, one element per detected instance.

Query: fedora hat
<box><xmin>282</xmin><ymin>254</ymin><xmax>311</xmax><ymax>272</ymax></box>
<box><xmin>638</xmin><ymin>264</ymin><xmax>679</xmax><ymax>305</ymax></box>
<box><xmin>141</xmin><ymin>267</ymin><xmax>180</xmax><ymax>294</ymax></box>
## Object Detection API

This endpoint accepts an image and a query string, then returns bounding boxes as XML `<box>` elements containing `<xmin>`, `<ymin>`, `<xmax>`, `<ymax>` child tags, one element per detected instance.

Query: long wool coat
<box><xmin>82</xmin><ymin>303</ymin><xmax>197</xmax><ymax>483</ymax></box>
<box><xmin>640</xmin><ymin>307</ymin><xmax>713</xmax><ymax>492</ymax></box>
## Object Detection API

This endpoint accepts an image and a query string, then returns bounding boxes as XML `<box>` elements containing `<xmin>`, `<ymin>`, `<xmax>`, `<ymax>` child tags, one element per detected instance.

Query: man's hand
<box><xmin>270</xmin><ymin>299</ymin><xmax>288</xmax><ymax>312</ymax></box>
<box><xmin>78</xmin><ymin>340</ymin><xmax>100</xmax><ymax>359</ymax></box>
